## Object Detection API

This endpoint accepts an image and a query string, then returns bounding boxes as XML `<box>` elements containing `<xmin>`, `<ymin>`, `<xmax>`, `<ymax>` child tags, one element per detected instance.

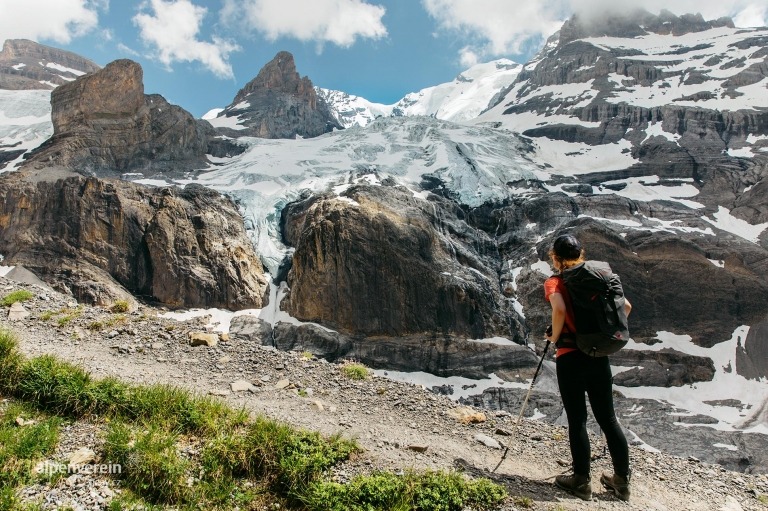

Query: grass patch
<box><xmin>513</xmin><ymin>495</ymin><xmax>534</xmax><ymax>508</ymax></box>
<box><xmin>1</xmin><ymin>290</ymin><xmax>34</xmax><ymax>307</ymax></box>
<box><xmin>341</xmin><ymin>362</ymin><xmax>370</xmax><ymax>381</ymax></box>
<box><xmin>304</xmin><ymin>470</ymin><xmax>507</xmax><ymax>511</ymax></box>
<box><xmin>0</xmin><ymin>327</ymin><xmax>508</xmax><ymax>510</ymax></box>
<box><xmin>110</xmin><ymin>300</ymin><xmax>130</xmax><ymax>313</ymax></box>
<box><xmin>0</xmin><ymin>402</ymin><xmax>61</xmax><ymax>490</ymax></box>
<box><xmin>87</xmin><ymin>321</ymin><xmax>104</xmax><ymax>331</ymax></box>
<box><xmin>104</xmin><ymin>314</ymin><xmax>128</xmax><ymax>328</ymax></box>
<box><xmin>38</xmin><ymin>311</ymin><xmax>55</xmax><ymax>321</ymax></box>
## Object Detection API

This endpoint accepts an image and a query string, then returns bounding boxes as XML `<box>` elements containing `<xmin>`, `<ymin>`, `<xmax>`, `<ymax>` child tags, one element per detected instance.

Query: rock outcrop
<box><xmin>212</xmin><ymin>51</ymin><xmax>342</xmax><ymax>139</ymax></box>
<box><xmin>281</xmin><ymin>185</ymin><xmax>521</xmax><ymax>339</ymax></box>
<box><xmin>21</xmin><ymin>59</ymin><xmax>225</xmax><ymax>176</ymax></box>
<box><xmin>0</xmin><ymin>170</ymin><xmax>269</xmax><ymax>309</ymax></box>
<box><xmin>0</xmin><ymin>39</ymin><xmax>100</xmax><ymax>90</ymax></box>
<box><xmin>229</xmin><ymin>316</ymin><xmax>540</xmax><ymax>379</ymax></box>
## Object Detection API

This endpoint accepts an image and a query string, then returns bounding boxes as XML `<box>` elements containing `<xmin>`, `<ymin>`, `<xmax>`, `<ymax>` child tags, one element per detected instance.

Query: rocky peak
<box><xmin>234</xmin><ymin>51</ymin><xmax>313</xmax><ymax>103</ymax></box>
<box><xmin>22</xmin><ymin>58</ymin><xmax>216</xmax><ymax>175</ymax></box>
<box><xmin>0</xmin><ymin>38</ymin><xmax>100</xmax><ymax>90</ymax></box>
<box><xmin>559</xmin><ymin>9</ymin><xmax>735</xmax><ymax>46</ymax></box>
<box><xmin>212</xmin><ymin>51</ymin><xmax>342</xmax><ymax>139</ymax></box>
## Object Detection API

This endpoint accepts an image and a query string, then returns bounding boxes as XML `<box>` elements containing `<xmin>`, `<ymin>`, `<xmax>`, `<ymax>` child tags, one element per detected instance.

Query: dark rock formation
<box><xmin>21</xmin><ymin>59</ymin><xmax>225</xmax><ymax>176</ymax></box>
<box><xmin>230</xmin><ymin>316</ymin><xmax>540</xmax><ymax>379</ymax></box>
<box><xmin>0</xmin><ymin>39</ymin><xmax>100</xmax><ymax>90</ymax></box>
<box><xmin>737</xmin><ymin>315</ymin><xmax>768</xmax><ymax>380</ymax></box>
<box><xmin>0</xmin><ymin>170</ymin><xmax>269</xmax><ymax>308</ymax></box>
<box><xmin>212</xmin><ymin>51</ymin><xmax>342</xmax><ymax>139</ymax></box>
<box><xmin>281</xmin><ymin>185</ymin><xmax>521</xmax><ymax>339</ymax></box>
<box><xmin>611</xmin><ymin>348</ymin><xmax>716</xmax><ymax>387</ymax></box>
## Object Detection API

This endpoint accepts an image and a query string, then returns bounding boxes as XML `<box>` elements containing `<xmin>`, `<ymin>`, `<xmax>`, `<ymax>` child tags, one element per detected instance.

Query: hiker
<box><xmin>544</xmin><ymin>234</ymin><xmax>632</xmax><ymax>501</ymax></box>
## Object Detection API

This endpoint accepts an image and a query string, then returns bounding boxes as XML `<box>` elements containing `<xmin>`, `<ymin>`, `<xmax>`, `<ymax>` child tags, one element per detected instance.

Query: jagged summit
<box><xmin>208</xmin><ymin>51</ymin><xmax>342</xmax><ymax>139</ymax></box>
<box><xmin>0</xmin><ymin>38</ymin><xmax>100</xmax><ymax>90</ymax></box>
<box><xmin>234</xmin><ymin>51</ymin><xmax>311</xmax><ymax>103</ymax></box>
<box><xmin>558</xmin><ymin>9</ymin><xmax>735</xmax><ymax>45</ymax></box>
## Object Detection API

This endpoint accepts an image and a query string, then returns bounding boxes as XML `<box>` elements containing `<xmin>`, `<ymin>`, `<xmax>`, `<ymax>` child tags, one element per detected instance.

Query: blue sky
<box><xmin>1</xmin><ymin>0</ymin><xmax>766</xmax><ymax>117</ymax></box>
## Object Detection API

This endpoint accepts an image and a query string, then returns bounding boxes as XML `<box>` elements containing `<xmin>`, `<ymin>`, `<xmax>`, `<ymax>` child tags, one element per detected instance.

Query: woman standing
<box><xmin>544</xmin><ymin>234</ymin><xmax>632</xmax><ymax>501</ymax></box>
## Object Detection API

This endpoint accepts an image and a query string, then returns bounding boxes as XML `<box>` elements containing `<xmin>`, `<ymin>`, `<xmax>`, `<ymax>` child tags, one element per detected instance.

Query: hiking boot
<box><xmin>600</xmin><ymin>471</ymin><xmax>630</xmax><ymax>501</ymax></box>
<box><xmin>555</xmin><ymin>473</ymin><xmax>592</xmax><ymax>500</ymax></box>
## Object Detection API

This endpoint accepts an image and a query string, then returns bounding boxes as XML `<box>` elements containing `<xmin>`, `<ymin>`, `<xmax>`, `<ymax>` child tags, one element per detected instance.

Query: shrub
<box><xmin>342</xmin><ymin>362</ymin><xmax>370</xmax><ymax>381</ymax></box>
<box><xmin>1</xmin><ymin>290</ymin><xmax>33</xmax><ymax>307</ymax></box>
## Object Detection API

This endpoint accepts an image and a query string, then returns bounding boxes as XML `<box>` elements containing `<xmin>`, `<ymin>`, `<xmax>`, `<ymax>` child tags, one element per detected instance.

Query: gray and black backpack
<box><xmin>561</xmin><ymin>260</ymin><xmax>630</xmax><ymax>357</ymax></box>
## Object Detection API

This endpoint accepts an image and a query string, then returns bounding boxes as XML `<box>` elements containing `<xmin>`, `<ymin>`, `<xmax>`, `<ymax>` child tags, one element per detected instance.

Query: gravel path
<box><xmin>2</xmin><ymin>278</ymin><xmax>767</xmax><ymax>511</ymax></box>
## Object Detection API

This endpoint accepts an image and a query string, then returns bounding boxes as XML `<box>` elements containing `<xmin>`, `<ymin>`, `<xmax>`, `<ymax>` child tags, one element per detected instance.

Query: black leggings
<box><xmin>556</xmin><ymin>350</ymin><xmax>629</xmax><ymax>477</ymax></box>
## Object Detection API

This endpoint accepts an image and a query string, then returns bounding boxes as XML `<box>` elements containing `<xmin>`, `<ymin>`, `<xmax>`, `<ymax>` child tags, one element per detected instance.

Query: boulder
<box><xmin>229</xmin><ymin>315</ymin><xmax>273</xmax><ymax>343</ymax></box>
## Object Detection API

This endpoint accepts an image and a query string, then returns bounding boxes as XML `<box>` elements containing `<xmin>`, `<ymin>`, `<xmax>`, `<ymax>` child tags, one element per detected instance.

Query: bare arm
<box><xmin>546</xmin><ymin>292</ymin><xmax>567</xmax><ymax>343</ymax></box>
<box><xmin>624</xmin><ymin>297</ymin><xmax>632</xmax><ymax>317</ymax></box>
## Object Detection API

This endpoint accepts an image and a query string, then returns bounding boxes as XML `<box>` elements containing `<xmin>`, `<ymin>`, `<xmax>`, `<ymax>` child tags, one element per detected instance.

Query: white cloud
<box><xmin>423</xmin><ymin>0</ymin><xmax>767</xmax><ymax>64</ymax></box>
<box><xmin>0</xmin><ymin>0</ymin><xmax>101</xmax><ymax>44</ymax></box>
<box><xmin>459</xmin><ymin>47</ymin><xmax>479</xmax><ymax>68</ymax></box>
<box><xmin>221</xmin><ymin>0</ymin><xmax>387</xmax><ymax>48</ymax></box>
<box><xmin>134</xmin><ymin>0</ymin><xmax>240</xmax><ymax>79</ymax></box>
<box><xmin>732</xmin><ymin>4</ymin><xmax>767</xmax><ymax>28</ymax></box>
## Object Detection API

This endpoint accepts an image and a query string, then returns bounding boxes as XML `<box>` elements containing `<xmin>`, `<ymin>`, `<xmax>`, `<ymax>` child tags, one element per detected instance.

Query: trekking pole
<box><xmin>492</xmin><ymin>339</ymin><xmax>551</xmax><ymax>473</ymax></box>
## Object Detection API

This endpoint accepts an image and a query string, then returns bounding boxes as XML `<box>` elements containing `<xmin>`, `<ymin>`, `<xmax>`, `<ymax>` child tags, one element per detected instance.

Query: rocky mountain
<box><xmin>478</xmin><ymin>8</ymin><xmax>768</xmax><ymax>208</ymax></box>
<box><xmin>316</xmin><ymin>59</ymin><xmax>523</xmax><ymax>128</ymax></box>
<box><xmin>0</xmin><ymin>38</ymin><xmax>100</xmax><ymax>90</ymax></box>
<box><xmin>205</xmin><ymin>51</ymin><xmax>342</xmax><ymax>139</ymax></box>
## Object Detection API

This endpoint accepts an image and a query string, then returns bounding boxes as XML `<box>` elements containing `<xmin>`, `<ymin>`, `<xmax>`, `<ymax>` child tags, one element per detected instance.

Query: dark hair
<box><xmin>552</xmin><ymin>234</ymin><xmax>582</xmax><ymax>260</ymax></box>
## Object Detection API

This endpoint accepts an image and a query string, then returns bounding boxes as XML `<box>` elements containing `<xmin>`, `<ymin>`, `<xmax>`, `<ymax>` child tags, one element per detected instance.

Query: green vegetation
<box><xmin>513</xmin><ymin>495</ymin><xmax>534</xmax><ymax>508</ymax></box>
<box><xmin>110</xmin><ymin>300</ymin><xmax>130</xmax><ymax>313</ymax></box>
<box><xmin>305</xmin><ymin>471</ymin><xmax>507</xmax><ymax>511</ymax></box>
<box><xmin>87</xmin><ymin>321</ymin><xmax>104</xmax><ymax>331</ymax></box>
<box><xmin>1</xmin><ymin>290</ymin><xmax>33</xmax><ymax>307</ymax></box>
<box><xmin>341</xmin><ymin>362</ymin><xmax>370</xmax><ymax>381</ymax></box>
<box><xmin>0</xmin><ymin>401</ymin><xmax>61</xmax><ymax>511</ymax></box>
<box><xmin>0</xmin><ymin>327</ymin><xmax>507</xmax><ymax>510</ymax></box>
<box><xmin>104</xmin><ymin>314</ymin><xmax>127</xmax><ymax>328</ymax></box>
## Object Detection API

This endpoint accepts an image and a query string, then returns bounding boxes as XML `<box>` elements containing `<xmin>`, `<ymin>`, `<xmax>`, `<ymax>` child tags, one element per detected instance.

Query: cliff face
<box><xmin>21</xmin><ymin>59</ymin><xmax>220</xmax><ymax>175</ymax></box>
<box><xmin>0</xmin><ymin>171</ymin><xmax>269</xmax><ymax>309</ymax></box>
<box><xmin>281</xmin><ymin>185</ymin><xmax>520</xmax><ymax>339</ymax></box>
<box><xmin>212</xmin><ymin>51</ymin><xmax>342</xmax><ymax>139</ymax></box>
<box><xmin>0</xmin><ymin>39</ymin><xmax>100</xmax><ymax>90</ymax></box>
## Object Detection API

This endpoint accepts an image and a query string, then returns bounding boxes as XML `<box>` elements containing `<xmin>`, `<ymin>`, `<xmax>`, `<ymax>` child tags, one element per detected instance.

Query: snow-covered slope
<box><xmin>0</xmin><ymin>89</ymin><xmax>52</xmax><ymax>172</ymax></box>
<box><xmin>136</xmin><ymin>116</ymin><xmax>544</xmax><ymax>273</ymax></box>
<box><xmin>477</xmin><ymin>18</ymin><xmax>768</xmax><ymax>174</ymax></box>
<box><xmin>318</xmin><ymin>59</ymin><xmax>522</xmax><ymax>128</ymax></box>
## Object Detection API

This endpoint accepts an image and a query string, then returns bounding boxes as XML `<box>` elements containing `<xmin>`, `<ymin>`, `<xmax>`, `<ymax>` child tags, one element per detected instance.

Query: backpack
<box><xmin>561</xmin><ymin>260</ymin><xmax>630</xmax><ymax>357</ymax></box>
